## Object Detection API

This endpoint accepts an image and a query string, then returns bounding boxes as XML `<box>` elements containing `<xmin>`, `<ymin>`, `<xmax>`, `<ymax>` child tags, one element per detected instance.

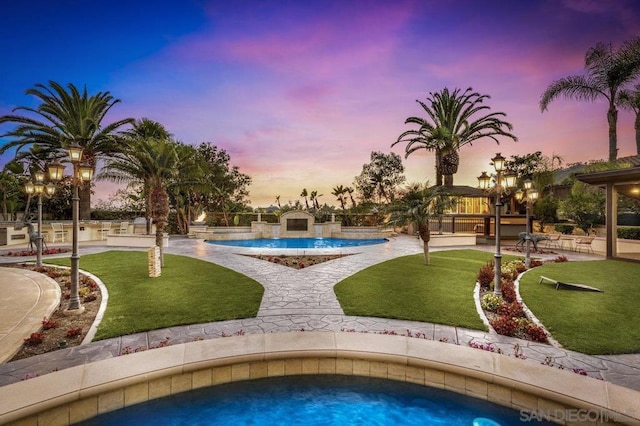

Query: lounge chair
<box><xmin>574</xmin><ymin>236</ymin><xmax>594</xmax><ymax>253</ymax></box>
<box><xmin>51</xmin><ymin>223</ymin><xmax>66</xmax><ymax>243</ymax></box>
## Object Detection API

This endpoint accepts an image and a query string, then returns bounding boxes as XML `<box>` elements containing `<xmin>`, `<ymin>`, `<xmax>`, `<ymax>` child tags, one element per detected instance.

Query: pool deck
<box><xmin>0</xmin><ymin>234</ymin><xmax>639</xmax><ymax>394</ymax></box>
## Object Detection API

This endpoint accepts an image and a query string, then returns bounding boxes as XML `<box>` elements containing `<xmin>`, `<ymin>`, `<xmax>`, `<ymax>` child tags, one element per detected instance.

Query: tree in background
<box><xmin>617</xmin><ymin>83</ymin><xmax>640</xmax><ymax>154</ymax></box>
<box><xmin>0</xmin><ymin>160</ymin><xmax>24</xmax><ymax>220</ymax></box>
<box><xmin>386</xmin><ymin>183</ymin><xmax>446</xmax><ymax>265</ymax></box>
<box><xmin>394</xmin><ymin>87</ymin><xmax>517</xmax><ymax>186</ymax></box>
<box><xmin>354</xmin><ymin>151</ymin><xmax>406</xmax><ymax>205</ymax></box>
<box><xmin>0</xmin><ymin>81</ymin><xmax>134</xmax><ymax>219</ymax></box>
<box><xmin>540</xmin><ymin>38</ymin><xmax>640</xmax><ymax>161</ymax></box>
<box><xmin>533</xmin><ymin>196</ymin><xmax>558</xmax><ymax>232</ymax></box>
<box><xmin>559</xmin><ymin>181</ymin><xmax>605</xmax><ymax>234</ymax></box>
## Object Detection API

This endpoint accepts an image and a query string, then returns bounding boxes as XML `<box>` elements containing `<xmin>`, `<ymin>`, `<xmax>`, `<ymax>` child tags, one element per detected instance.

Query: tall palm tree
<box><xmin>618</xmin><ymin>84</ymin><xmax>640</xmax><ymax>154</ymax></box>
<box><xmin>540</xmin><ymin>38</ymin><xmax>640</xmax><ymax>161</ymax></box>
<box><xmin>0</xmin><ymin>81</ymin><xmax>134</xmax><ymax>219</ymax></box>
<box><xmin>300</xmin><ymin>188</ymin><xmax>310</xmax><ymax>210</ymax></box>
<box><xmin>394</xmin><ymin>87</ymin><xmax>517</xmax><ymax>186</ymax></box>
<box><xmin>386</xmin><ymin>183</ymin><xmax>446</xmax><ymax>265</ymax></box>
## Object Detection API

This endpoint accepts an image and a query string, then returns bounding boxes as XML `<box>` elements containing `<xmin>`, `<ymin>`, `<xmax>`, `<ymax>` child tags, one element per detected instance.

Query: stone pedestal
<box><xmin>148</xmin><ymin>246</ymin><xmax>161</xmax><ymax>277</ymax></box>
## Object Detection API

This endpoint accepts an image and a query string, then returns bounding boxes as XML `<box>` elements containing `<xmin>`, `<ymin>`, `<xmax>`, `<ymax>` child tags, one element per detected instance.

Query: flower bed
<box><xmin>7</xmin><ymin>264</ymin><xmax>100</xmax><ymax>362</ymax></box>
<box><xmin>2</xmin><ymin>247</ymin><xmax>70</xmax><ymax>257</ymax></box>
<box><xmin>242</xmin><ymin>254</ymin><xmax>350</xmax><ymax>269</ymax></box>
<box><xmin>477</xmin><ymin>258</ymin><xmax>563</xmax><ymax>343</ymax></box>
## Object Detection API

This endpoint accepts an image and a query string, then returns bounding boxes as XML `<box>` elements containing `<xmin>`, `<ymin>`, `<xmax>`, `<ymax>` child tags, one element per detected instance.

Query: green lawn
<box><xmin>48</xmin><ymin>251</ymin><xmax>264</xmax><ymax>340</ymax></box>
<box><xmin>334</xmin><ymin>249</ymin><xmax>518</xmax><ymax>331</ymax></box>
<box><xmin>519</xmin><ymin>260</ymin><xmax>640</xmax><ymax>355</ymax></box>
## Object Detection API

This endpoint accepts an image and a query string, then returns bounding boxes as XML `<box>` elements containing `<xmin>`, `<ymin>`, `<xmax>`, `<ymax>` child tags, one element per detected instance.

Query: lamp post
<box><xmin>47</xmin><ymin>142</ymin><xmax>93</xmax><ymax>315</ymax></box>
<box><xmin>24</xmin><ymin>171</ymin><xmax>56</xmax><ymax>267</ymax></box>
<box><xmin>478</xmin><ymin>153</ymin><xmax>516</xmax><ymax>296</ymax></box>
<box><xmin>515</xmin><ymin>180</ymin><xmax>539</xmax><ymax>268</ymax></box>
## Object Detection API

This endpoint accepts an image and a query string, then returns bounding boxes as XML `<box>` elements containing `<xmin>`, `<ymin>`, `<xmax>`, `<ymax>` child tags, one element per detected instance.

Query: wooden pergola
<box><xmin>575</xmin><ymin>167</ymin><xmax>640</xmax><ymax>259</ymax></box>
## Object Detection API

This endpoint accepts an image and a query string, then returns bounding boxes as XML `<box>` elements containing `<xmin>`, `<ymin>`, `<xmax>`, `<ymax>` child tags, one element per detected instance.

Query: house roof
<box><xmin>575</xmin><ymin>166</ymin><xmax>640</xmax><ymax>200</ymax></box>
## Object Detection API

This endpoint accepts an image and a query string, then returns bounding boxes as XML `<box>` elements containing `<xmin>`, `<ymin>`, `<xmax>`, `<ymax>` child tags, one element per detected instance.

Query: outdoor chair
<box><xmin>114</xmin><ymin>221</ymin><xmax>129</xmax><ymax>235</ymax></box>
<box><xmin>51</xmin><ymin>223</ymin><xmax>66</xmax><ymax>243</ymax></box>
<box><xmin>574</xmin><ymin>236</ymin><xmax>595</xmax><ymax>254</ymax></box>
<box><xmin>99</xmin><ymin>222</ymin><xmax>111</xmax><ymax>240</ymax></box>
<box><xmin>542</xmin><ymin>233</ymin><xmax>561</xmax><ymax>249</ymax></box>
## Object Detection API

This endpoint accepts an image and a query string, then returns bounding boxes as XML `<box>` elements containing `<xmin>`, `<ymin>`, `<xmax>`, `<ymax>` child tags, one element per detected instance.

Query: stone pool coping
<box><xmin>1</xmin><ymin>332</ymin><xmax>638</xmax><ymax>425</ymax></box>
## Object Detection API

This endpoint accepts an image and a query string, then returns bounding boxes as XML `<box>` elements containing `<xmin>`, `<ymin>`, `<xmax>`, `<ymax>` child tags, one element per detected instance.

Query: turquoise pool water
<box><xmin>207</xmin><ymin>237</ymin><xmax>387</xmax><ymax>248</ymax></box>
<box><xmin>79</xmin><ymin>375</ymin><xmax>551</xmax><ymax>425</ymax></box>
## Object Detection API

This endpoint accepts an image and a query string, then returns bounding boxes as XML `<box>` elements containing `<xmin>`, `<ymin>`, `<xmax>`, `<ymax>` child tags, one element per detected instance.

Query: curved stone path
<box><xmin>1</xmin><ymin>235</ymin><xmax>639</xmax><ymax>392</ymax></box>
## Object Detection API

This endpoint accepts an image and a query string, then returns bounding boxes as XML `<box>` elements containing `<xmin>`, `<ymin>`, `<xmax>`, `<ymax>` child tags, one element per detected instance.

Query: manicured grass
<box><xmin>519</xmin><ymin>260</ymin><xmax>640</xmax><ymax>355</ymax></box>
<box><xmin>334</xmin><ymin>249</ymin><xmax>518</xmax><ymax>331</ymax></box>
<box><xmin>48</xmin><ymin>251</ymin><xmax>264</xmax><ymax>340</ymax></box>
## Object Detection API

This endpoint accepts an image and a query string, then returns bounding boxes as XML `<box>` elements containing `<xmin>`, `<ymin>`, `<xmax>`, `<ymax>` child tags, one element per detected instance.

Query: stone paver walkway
<box><xmin>1</xmin><ymin>235</ymin><xmax>639</xmax><ymax>392</ymax></box>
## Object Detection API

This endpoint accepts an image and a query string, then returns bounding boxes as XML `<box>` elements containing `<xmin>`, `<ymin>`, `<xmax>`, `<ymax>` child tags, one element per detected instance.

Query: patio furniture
<box><xmin>133</xmin><ymin>217</ymin><xmax>147</xmax><ymax>234</ymax></box>
<box><xmin>99</xmin><ymin>222</ymin><xmax>111</xmax><ymax>240</ymax></box>
<box><xmin>542</xmin><ymin>233</ymin><xmax>561</xmax><ymax>249</ymax></box>
<box><xmin>114</xmin><ymin>221</ymin><xmax>129</xmax><ymax>235</ymax></box>
<box><xmin>51</xmin><ymin>223</ymin><xmax>66</xmax><ymax>243</ymax></box>
<box><xmin>574</xmin><ymin>236</ymin><xmax>595</xmax><ymax>253</ymax></box>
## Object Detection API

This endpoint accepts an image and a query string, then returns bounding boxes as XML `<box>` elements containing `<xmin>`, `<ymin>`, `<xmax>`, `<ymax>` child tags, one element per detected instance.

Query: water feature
<box><xmin>207</xmin><ymin>237</ymin><xmax>387</xmax><ymax>249</ymax></box>
<box><xmin>79</xmin><ymin>375</ymin><xmax>550</xmax><ymax>425</ymax></box>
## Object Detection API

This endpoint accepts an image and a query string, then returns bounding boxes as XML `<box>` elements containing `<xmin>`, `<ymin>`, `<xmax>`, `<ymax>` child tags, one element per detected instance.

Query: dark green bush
<box><xmin>617</xmin><ymin>227</ymin><xmax>640</xmax><ymax>240</ymax></box>
<box><xmin>554</xmin><ymin>223</ymin><xmax>575</xmax><ymax>235</ymax></box>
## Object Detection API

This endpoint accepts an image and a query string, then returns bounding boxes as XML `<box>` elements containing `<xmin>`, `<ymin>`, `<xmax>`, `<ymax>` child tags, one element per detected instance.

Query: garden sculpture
<box><xmin>515</xmin><ymin>232</ymin><xmax>550</xmax><ymax>251</ymax></box>
<box><xmin>24</xmin><ymin>217</ymin><xmax>48</xmax><ymax>252</ymax></box>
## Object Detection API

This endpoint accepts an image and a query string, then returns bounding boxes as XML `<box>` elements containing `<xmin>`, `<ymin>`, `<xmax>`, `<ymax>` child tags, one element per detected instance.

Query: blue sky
<box><xmin>2</xmin><ymin>0</ymin><xmax>640</xmax><ymax>207</ymax></box>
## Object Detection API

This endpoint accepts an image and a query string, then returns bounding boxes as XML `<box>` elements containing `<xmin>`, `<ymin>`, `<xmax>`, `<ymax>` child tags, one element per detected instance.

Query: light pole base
<box><xmin>63</xmin><ymin>306</ymin><xmax>85</xmax><ymax>316</ymax></box>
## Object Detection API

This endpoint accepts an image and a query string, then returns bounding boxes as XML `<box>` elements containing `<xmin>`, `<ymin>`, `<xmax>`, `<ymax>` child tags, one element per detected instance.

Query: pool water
<box><xmin>207</xmin><ymin>237</ymin><xmax>387</xmax><ymax>248</ymax></box>
<box><xmin>79</xmin><ymin>375</ymin><xmax>551</xmax><ymax>425</ymax></box>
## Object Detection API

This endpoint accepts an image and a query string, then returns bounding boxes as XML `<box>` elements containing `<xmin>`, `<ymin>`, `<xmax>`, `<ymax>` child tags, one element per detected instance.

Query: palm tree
<box><xmin>394</xmin><ymin>87</ymin><xmax>517</xmax><ymax>186</ymax></box>
<box><xmin>345</xmin><ymin>186</ymin><xmax>357</xmax><ymax>208</ymax></box>
<box><xmin>540</xmin><ymin>38</ymin><xmax>640</xmax><ymax>161</ymax></box>
<box><xmin>386</xmin><ymin>183</ymin><xmax>445</xmax><ymax>265</ymax></box>
<box><xmin>332</xmin><ymin>185</ymin><xmax>347</xmax><ymax>211</ymax></box>
<box><xmin>618</xmin><ymin>84</ymin><xmax>640</xmax><ymax>154</ymax></box>
<box><xmin>101</xmin><ymin>136</ymin><xmax>180</xmax><ymax>266</ymax></box>
<box><xmin>300</xmin><ymin>188</ymin><xmax>310</xmax><ymax>210</ymax></box>
<box><xmin>0</xmin><ymin>81</ymin><xmax>134</xmax><ymax>219</ymax></box>
<box><xmin>117</xmin><ymin>118</ymin><xmax>173</xmax><ymax>233</ymax></box>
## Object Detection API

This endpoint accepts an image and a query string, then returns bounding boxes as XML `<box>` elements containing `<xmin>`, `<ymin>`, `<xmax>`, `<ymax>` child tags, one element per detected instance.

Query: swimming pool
<box><xmin>79</xmin><ymin>375</ymin><xmax>549</xmax><ymax>425</ymax></box>
<box><xmin>207</xmin><ymin>237</ymin><xmax>388</xmax><ymax>248</ymax></box>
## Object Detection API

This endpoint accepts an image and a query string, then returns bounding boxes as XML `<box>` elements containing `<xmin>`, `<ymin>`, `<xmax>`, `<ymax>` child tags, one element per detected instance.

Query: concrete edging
<box><xmin>1</xmin><ymin>332</ymin><xmax>638</xmax><ymax>425</ymax></box>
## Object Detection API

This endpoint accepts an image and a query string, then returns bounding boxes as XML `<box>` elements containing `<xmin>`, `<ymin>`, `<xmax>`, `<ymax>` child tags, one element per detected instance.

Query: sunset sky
<box><xmin>1</xmin><ymin>0</ymin><xmax>640</xmax><ymax>208</ymax></box>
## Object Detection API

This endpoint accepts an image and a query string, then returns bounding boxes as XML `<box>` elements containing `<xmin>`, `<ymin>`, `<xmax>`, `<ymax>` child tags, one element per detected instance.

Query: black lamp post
<box><xmin>47</xmin><ymin>142</ymin><xmax>93</xmax><ymax>314</ymax></box>
<box><xmin>478</xmin><ymin>153</ymin><xmax>516</xmax><ymax>296</ymax></box>
<box><xmin>515</xmin><ymin>180</ymin><xmax>539</xmax><ymax>268</ymax></box>
<box><xmin>24</xmin><ymin>170</ymin><xmax>56</xmax><ymax>267</ymax></box>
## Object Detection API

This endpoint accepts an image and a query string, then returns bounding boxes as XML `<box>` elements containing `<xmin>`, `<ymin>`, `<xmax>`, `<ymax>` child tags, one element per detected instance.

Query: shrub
<box><xmin>78</xmin><ymin>287</ymin><xmax>91</xmax><ymax>297</ymax></box>
<box><xmin>617</xmin><ymin>227</ymin><xmax>640</xmax><ymax>240</ymax></box>
<box><xmin>477</xmin><ymin>262</ymin><xmax>494</xmax><ymax>289</ymax></box>
<box><xmin>498</xmin><ymin>301</ymin><xmax>525</xmax><ymax>318</ymax></box>
<box><xmin>525</xmin><ymin>323</ymin><xmax>548</xmax><ymax>343</ymax></box>
<box><xmin>41</xmin><ymin>318</ymin><xmax>58</xmax><ymax>330</ymax></box>
<box><xmin>490</xmin><ymin>315</ymin><xmax>518</xmax><ymax>336</ymax></box>
<box><xmin>501</xmin><ymin>280</ymin><xmax>517</xmax><ymax>303</ymax></box>
<box><xmin>553</xmin><ymin>255</ymin><xmax>568</xmax><ymax>263</ymax></box>
<box><xmin>24</xmin><ymin>332</ymin><xmax>45</xmax><ymax>345</ymax></box>
<box><xmin>66</xmin><ymin>327</ymin><xmax>83</xmax><ymax>338</ymax></box>
<box><xmin>481</xmin><ymin>293</ymin><xmax>504</xmax><ymax>312</ymax></box>
<box><xmin>554</xmin><ymin>223</ymin><xmax>575</xmax><ymax>235</ymax></box>
<box><xmin>529</xmin><ymin>259</ymin><xmax>543</xmax><ymax>268</ymax></box>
